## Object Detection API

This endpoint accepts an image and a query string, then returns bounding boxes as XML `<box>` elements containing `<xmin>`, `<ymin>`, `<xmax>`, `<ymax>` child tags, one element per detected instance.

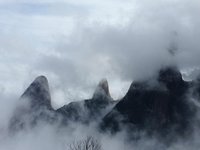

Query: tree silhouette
<box><xmin>68</xmin><ymin>136</ymin><xmax>101</xmax><ymax>150</ymax></box>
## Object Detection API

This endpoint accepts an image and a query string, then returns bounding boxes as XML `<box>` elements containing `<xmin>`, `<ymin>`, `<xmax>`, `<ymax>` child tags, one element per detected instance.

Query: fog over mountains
<box><xmin>1</xmin><ymin>0</ymin><xmax>200</xmax><ymax>150</ymax></box>
<box><xmin>3</xmin><ymin>65</ymin><xmax>200</xmax><ymax>150</ymax></box>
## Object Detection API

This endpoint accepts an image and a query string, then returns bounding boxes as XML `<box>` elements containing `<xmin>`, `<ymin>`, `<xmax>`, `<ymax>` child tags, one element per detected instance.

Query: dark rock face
<box><xmin>192</xmin><ymin>75</ymin><xmax>200</xmax><ymax>100</ymax></box>
<box><xmin>9</xmin><ymin>66</ymin><xmax>200</xmax><ymax>140</ymax></box>
<box><xmin>10</xmin><ymin>77</ymin><xmax>116</xmax><ymax>132</ymax></box>
<box><xmin>56</xmin><ymin>79</ymin><xmax>116</xmax><ymax>125</ymax></box>
<box><xmin>21</xmin><ymin>76</ymin><xmax>52</xmax><ymax>110</ymax></box>
<box><xmin>9</xmin><ymin>76</ymin><xmax>56</xmax><ymax>132</ymax></box>
<box><xmin>56</xmin><ymin>99</ymin><xmax>116</xmax><ymax>124</ymax></box>
<box><xmin>101</xmin><ymin>67</ymin><xmax>196</xmax><ymax>138</ymax></box>
<box><xmin>93</xmin><ymin>79</ymin><xmax>112</xmax><ymax>100</ymax></box>
<box><xmin>158</xmin><ymin>67</ymin><xmax>186</xmax><ymax>93</ymax></box>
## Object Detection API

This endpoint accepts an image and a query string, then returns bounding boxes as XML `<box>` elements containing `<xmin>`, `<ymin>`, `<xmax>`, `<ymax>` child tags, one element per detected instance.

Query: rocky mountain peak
<box><xmin>21</xmin><ymin>75</ymin><xmax>52</xmax><ymax>110</ymax></box>
<box><xmin>158</xmin><ymin>66</ymin><xmax>182</xmax><ymax>84</ymax></box>
<box><xmin>93</xmin><ymin>78</ymin><xmax>112</xmax><ymax>100</ymax></box>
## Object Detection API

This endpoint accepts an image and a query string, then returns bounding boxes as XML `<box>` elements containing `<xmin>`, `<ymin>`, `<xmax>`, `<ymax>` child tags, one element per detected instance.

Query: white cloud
<box><xmin>0</xmin><ymin>0</ymin><xmax>200</xmax><ymax>108</ymax></box>
<box><xmin>1</xmin><ymin>1</ymin><xmax>200</xmax><ymax>150</ymax></box>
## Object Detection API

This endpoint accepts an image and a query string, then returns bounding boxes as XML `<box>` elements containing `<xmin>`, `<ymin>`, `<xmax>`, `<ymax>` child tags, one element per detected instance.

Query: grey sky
<box><xmin>0</xmin><ymin>0</ymin><xmax>200</xmax><ymax>108</ymax></box>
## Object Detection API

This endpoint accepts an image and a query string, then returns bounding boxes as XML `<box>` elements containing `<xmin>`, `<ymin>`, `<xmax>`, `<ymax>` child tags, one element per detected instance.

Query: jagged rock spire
<box><xmin>158</xmin><ymin>66</ymin><xmax>185</xmax><ymax>91</ymax></box>
<box><xmin>9</xmin><ymin>76</ymin><xmax>55</xmax><ymax>132</ymax></box>
<box><xmin>158</xmin><ymin>66</ymin><xmax>182</xmax><ymax>83</ymax></box>
<box><xmin>21</xmin><ymin>75</ymin><xmax>52</xmax><ymax>110</ymax></box>
<box><xmin>101</xmin><ymin>67</ymin><xmax>194</xmax><ymax>136</ymax></box>
<box><xmin>93</xmin><ymin>78</ymin><xmax>112</xmax><ymax>100</ymax></box>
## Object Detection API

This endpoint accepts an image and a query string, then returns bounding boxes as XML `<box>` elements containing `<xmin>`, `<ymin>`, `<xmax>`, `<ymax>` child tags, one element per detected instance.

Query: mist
<box><xmin>1</xmin><ymin>0</ymin><xmax>200</xmax><ymax>150</ymax></box>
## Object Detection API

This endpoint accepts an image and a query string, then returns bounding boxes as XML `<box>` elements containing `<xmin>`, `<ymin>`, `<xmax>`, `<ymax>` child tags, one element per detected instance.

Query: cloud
<box><xmin>1</xmin><ymin>0</ymin><xmax>200</xmax><ymax>150</ymax></box>
<box><xmin>0</xmin><ymin>0</ymin><xmax>200</xmax><ymax>107</ymax></box>
<box><xmin>0</xmin><ymin>2</ymin><xmax>90</xmax><ymax>16</ymax></box>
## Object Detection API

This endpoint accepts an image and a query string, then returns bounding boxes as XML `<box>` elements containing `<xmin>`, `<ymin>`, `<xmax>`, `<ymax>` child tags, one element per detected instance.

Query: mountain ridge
<box><xmin>9</xmin><ymin>66</ymin><xmax>200</xmax><ymax>142</ymax></box>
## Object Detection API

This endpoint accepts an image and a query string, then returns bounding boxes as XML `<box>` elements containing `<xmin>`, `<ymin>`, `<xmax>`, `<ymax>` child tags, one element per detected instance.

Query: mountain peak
<box><xmin>98</xmin><ymin>78</ymin><xmax>110</xmax><ymax>96</ymax></box>
<box><xmin>158</xmin><ymin>66</ymin><xmax>184</xmax><ymax>91</ymax></box>
<box><xmin>21</xmin><ymin>75</ymin><xmax>52</xmax><ymax>110</ymax></box>
<box><xmin>158</xmin><ymin>66</ymin><xmax>182</xmax><ymax>82</ymax></box>
<box><xmin>34</xmin><ymin>75</ymin><xmax>48</xmax><ymax>84</ymax></box>
<box><xmin>93</xmin><ymin>78</ymin><xmax>112</xmax><ymax>100</ymax></box>
<box><xmin>102</xmin><ymin>67</ymin><xmax>193</xmax><ymax>136</ymax></box>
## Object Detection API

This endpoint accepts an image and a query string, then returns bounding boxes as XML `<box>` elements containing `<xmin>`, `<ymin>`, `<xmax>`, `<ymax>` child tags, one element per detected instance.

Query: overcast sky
<box><xmin>0</xmin><ymin>0</ymin><xmax>200</xmax><ymax>108</ymax></box>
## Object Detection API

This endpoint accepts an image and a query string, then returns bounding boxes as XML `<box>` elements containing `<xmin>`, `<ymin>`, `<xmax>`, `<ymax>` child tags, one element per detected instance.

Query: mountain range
<box><xmin>9</xmin><ymin>66</ymin><xmax>200</xmax><ymax>142</ymax></box>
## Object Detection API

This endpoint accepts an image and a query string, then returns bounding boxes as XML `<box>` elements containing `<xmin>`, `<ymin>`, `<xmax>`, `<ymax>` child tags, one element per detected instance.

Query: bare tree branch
<box><xmin>68</xmin><ymin>136</ymin><xmax>101</xmax><ymax>150</ymax></box>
